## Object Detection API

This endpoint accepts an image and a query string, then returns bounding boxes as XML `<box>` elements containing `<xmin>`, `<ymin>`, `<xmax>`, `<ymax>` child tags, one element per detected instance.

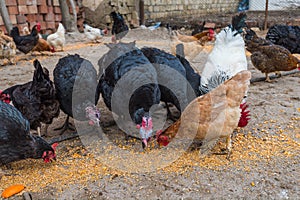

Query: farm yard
<box><xmin>0</xmin><ymin>8</ymin><xmax>300</xmax><ymax>200</ymax></box>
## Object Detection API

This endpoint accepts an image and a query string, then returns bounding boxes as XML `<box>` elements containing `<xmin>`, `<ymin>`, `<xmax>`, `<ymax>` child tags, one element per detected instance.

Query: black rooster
<box><xmin>53</xmin><ymin>54</ymin><xmax>100</xmax><ymax>134</ymax></box>
<box><xmin>141</xmin><ymin>47</ymin><xmax>190</xmax><ymax>120</ymax></box>
<box><xmin>10</xmin><ymin>25</ymin><xmax>39</xmax><ymax>54</ymax></box>
<box><xmin>2</xmin><ymin>60</ymin><xmax>60</xmax><ymax>136</ymax></box>
<box><xmin>266</xmin><ymin>25</ymin><xmax>300</xmax><ymax>54</ymax></box>
<box><xmin>110</xmin><ymin>11</ymin><xmax>129</xmax><ymax>43</ymax></box>
<box><xmin>96</xmin><ymin>42</ymin><xmax>161</xmax><ymax>148</ymax></box>
<box><xmin>0</xmin><ymin>100</ymin><xmax>57</xmax><ymax>165</ymax></box>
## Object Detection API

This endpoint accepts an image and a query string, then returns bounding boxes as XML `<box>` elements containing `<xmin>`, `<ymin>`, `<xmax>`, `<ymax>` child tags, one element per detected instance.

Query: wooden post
<box><xmin>263</xmin><ymin>0</ymin><xmax>269</xmax><ymax>30</ymax></box>
<box><xmin>139</xmin><ymin>0</ymin><xmax>144</xmax><ymax>25</ymax></box>
<box><xmin>0</xmin><ymin>0</ymin><xmax>12</xmax><ymax>33</ymax></box>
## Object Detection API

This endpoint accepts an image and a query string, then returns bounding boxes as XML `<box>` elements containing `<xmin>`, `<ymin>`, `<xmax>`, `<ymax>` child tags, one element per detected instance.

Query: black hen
<box><xmin>266</xmin><ymin>25</ymin><xmax>300</xmax><ymax>54</ymax></box>
<box><xmin>2</xmin><ymin>60</ymin><xmax>60</xmax><ymax>136</ymax></box>
<box><xmin>96</xmin><ymin>42</ymin><xmax>161</xmax><ymax>147</ymax></box>
<box><xmin>0</xmin><ymin>100</ymin><xmax>57</xmax><ymax>165</ymax></box>
<box><xmin>141</xmin><ymin>47</ymin><xmax>191</xmax><ymax>119</ymax></box>
<box><xmin>53</xmin><ymin>54</ymin><xmax>100</xmax><ymax>134</ymax></box>
<box><xmin>10</xmin><ymin>25</ymin><xmax>39</xmax><ymax>54</ymax></box>
<box><xmin>110</xmin><ymin>11</ymin><xmax>129</xmax><ymax>42</ymax></box>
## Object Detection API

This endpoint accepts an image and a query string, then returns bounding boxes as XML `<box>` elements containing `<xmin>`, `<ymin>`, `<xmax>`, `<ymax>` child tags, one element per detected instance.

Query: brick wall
<box><xmin>0</xmin><ymin>0</ymin><xmax>80</xmax><ymax>34</ymax></box>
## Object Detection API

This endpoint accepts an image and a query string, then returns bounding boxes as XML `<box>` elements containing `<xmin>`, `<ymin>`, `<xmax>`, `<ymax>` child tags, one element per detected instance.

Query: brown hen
<box><xmin>156</xmin><ymin>70</ymin><xmax>251</xmax><ymax>159</ymax></box>
<box><xmin>245</xmin><ymin>28</ymin><xmax>300</xmax><ymax>82</ymax></box>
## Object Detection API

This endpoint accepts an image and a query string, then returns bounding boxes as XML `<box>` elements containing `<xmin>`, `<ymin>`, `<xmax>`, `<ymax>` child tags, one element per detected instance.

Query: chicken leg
<box><xmin>54</xmin><ymin>115</ymin><xmax>75</xmax><ymax>134</ymax></box>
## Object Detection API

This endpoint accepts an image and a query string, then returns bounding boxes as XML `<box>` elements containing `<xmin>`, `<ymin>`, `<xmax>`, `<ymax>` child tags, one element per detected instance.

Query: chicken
<box><xmin>245</xmin><ymin>28</ymin><xmax>300</xmax><ymax>82</ymax></box>
<box><xmin>96</xmin><ymin>42</ymin><xmax>161</xmax><ymax>148</ymax></box>
<box><xmin>110</xmin><ymin>11</ymin><xmax>129</xmax><ymax>43</ymax></box>
<box><xmin>10</xmin><ymin>25</ymin><xmax>39</xmax><ymax>54</ymax></box>
<box><xmin>200</xmin><ymin>13</ymin><xmax>248</xmax><ymax>87</ymax></box>
<box><xmin>156</xmin><ymin>70</ymin><xmax>251</xmax><ymax>159</ymax></box>
<box><xmin>191</xmin><ymin>21</ymin><xmax>206</xmax><ymax>36</ymax></box>
<box><xmin>170</xmin><ymin>36</ymin><xmax>206</xmax><ymax>61</ymax></box>
<box><xmin>32</xmin><ymin>38</ymin><xmax>54</xmax><ymax>52</ymax></box>
<box><xmin>199</xmin><ymin>13</ymin><xmax>250</xmax><ymax>130</ymax></box>
<box><xmin>83</xmin><ymin>23</ymin><xmax>108</xmax><ymax>43</ymax></box>
<box><xmin>141</xmin><ymin>47</ymin><xmax>189</xmax><ymax>120</ymax></box>
<box><xmin>0</xmin><ymin>100</ymin><xmax>57</xmax><ymax>165</ymax></box>
<box><xmin>172</xmin><ymin>29</ymin><xmax>215</xmax><ymax>44</ymax></box>
<box><xmin>47</xmin><ymin>23</ymin><xmax>65</xmax><ymax>51</ymax></box>
<box><xmin>0</xmin><ymin>30</ymin><xmax>16</xmax><ymax>64</ymax></box>
<box><xmin>2</xmin><ymin>60</ymin><xmax>60</xmax><ymax>136</ymax></box>
<box><xmin>53</xmin><ymin>54</ymin><xmax>100</xmax><ymax>134</ymax></box>
<box><xmin>266</xmin><ymin>25</ymin><xmax>300</xmax><ymax>54</ymax></box>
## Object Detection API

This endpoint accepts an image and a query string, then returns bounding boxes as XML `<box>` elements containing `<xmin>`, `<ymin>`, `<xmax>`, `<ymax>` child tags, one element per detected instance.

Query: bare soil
<box><xmin>0</xmin><ymin>27</ymin><xmax>299</xmax><ymax>200</ymax></box>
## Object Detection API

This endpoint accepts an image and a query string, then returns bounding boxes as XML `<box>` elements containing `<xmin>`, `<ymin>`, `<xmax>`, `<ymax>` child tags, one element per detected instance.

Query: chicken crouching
<box><xmin>156</xmin><ymin>70</ymin><xmax>251</xmax><ymax>159</ymax></box>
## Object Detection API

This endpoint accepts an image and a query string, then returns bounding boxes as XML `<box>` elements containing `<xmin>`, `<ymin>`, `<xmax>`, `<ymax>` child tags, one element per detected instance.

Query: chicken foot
<box><xmin>54</xmin><ymin>115</ymin><xmax>75</xmax><ymax>134</ymax></box>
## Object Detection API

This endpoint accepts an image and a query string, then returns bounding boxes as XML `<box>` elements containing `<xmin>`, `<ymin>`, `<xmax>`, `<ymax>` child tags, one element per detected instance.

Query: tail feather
<box><xmin>231</xmin><ymin>12</ymin><xmax>247</xmax><ymax>34</ymax></box>
<box><xmin>199</xmin><ymin>69</ymin><xmax>230</xmax><ymax>95</ymax></box>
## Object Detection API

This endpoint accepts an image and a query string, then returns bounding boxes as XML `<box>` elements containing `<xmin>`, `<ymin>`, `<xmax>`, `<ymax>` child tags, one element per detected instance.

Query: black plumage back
<box><xmin>54</xmin><ymin>54</ymin><xmax>97</xmax><ymax>120</ymax></box>
<box><xmin>97</xmin><ymin>42</ymin><xmax>160</xmax><ymax>125</ymax></box>
<box><xmin>0</xmin><ymin>101</ymin><xmax>53</xmax><ymax>165</ymax></box>
<box><xmin>176</xmin><ymin>55</ymin><xmax>201</xmax><ymax>98</ymax></box>
<box><xmin>266</xmin><ymin>25</ymin><xmax>300</xmax><ymax>53</ymax></box>
<box><xmin>231</xmin><ymin>12</ymin><xmax>247</xmax><ymax>34</ymax></box>
<box><xmin>141</xmin><ymin>47</ymin><xmax>189</xmax><ymax>112</ymax></box>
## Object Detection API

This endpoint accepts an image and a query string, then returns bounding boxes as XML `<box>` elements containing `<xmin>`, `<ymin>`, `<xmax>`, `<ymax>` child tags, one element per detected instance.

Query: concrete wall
<box><xmin>83</xmin><ymin>0</ymin><xmax>241</xmax><ymax>28</ymax></box>
<box><xmin>144</xmin><ymin>0</ymin><xmax>240</xmax><ymax>19</ymax></box>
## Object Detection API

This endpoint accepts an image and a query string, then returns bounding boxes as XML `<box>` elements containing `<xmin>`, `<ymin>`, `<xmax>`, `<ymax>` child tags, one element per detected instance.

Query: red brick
<box><xmin>18</xmin><ymin>5</ymin><xmax>28</xmax><ymax>14</ymax></box>
<box><xmin>48</xmin><ymin>6</ymin><xmax>53</xmax><ymax>13</ymax></box>
<box><xmin>27</xmin><ymin>0</ymin><xmax>37</xmax><ymax>5</ymax></box>
<box><xmin>36</xmin><ymin>15</ymin><xmax>43</xmax><ymax>21</ymax></box>
<box><xmin>46</xmin><ymin>0</ymin><xmax>52</xmax><ymax>6</ymax></box>
<box><xmin>26</xmin><ymin>14</ymin><xmax>37</xmax><ymax>22</ymax></box>
<box><xmin>17</xmin><ymin>0</ymin><xmax>27</xmax><ymax>5</ymax></box>
<box><xmin>27</xmin><ymin>5</ymin><xmax>38</xmax><ymax>14</ymax></box>
<box><xmin>53</xmin><ymin>6</ymin><xmax>61</xmax><ymax>13</ymax></box>
<box><xmin>16</xmin><ymin>14</ymin><xmax>27</xmax><ymax>23</ymax></box>
<box><xmin>39</xmin><ymin>21</ymin><xmax>46</xmax><ymax>30</ymax></box>
<box><xmin>55</xmin><ymin>14</ymin><xmax>61</xmax><ymax>22</ymax></box>
<box><xmin>6</xmin><ymin>0</ymin><xmax>17</xmax><ymax>6</ymax></box>
<box><xmin>7</xmin><ymin>6</ymin><xmax>19</xmax><ymax>15</ymax></box>
<box><xmin>44</xmin><ymin>12</ymin><xmax>54</xmax><ymax>21</ymax></box>
<box><xmin>46</xmin><ymin>21</ymin><xmax>55</xmax><ymax>29</ymax></box>
<box><xmin>53</xmin><ymin>0</ymin><xmax>59</xmax><ymax>6</ymax></box>
<box><xmin>37</xmin><ymin>0</ymin><xmax>46</xmax><ymax>5</ymax></box>
<box><xmin>9</xmin><ymin>15</ymin><xmax>17</xmax><ymax>24</ymax></box>
<box><xmin>38</xmin><ymin>5</ymin><xmax>48</xmax><ymax>13</ymax></box>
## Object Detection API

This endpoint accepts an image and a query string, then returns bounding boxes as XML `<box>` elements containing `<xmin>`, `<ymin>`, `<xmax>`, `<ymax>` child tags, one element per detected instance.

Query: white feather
<box><xmin>201</xmin><ymin>27</ymin><xmax>247</xmax><ymax>86</ymax></box>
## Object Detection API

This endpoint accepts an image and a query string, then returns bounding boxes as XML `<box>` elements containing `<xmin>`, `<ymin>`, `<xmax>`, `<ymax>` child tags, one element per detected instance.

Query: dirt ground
<box><xmin>0</xmin><ymin>26</ymin><xmax>299</xmax><ymax>200</ymax></box>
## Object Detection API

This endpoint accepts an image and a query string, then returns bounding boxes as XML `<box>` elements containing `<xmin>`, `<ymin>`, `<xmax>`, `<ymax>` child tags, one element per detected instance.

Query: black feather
<box><xmin>0</xmin><ymin>101</ymin><xmax>54</xmax><ymax>165</ymax></box>
<box><xmin>231</xmin><ymin>12</ymin><xmax>247</xmax><ymax>34</ymax></box>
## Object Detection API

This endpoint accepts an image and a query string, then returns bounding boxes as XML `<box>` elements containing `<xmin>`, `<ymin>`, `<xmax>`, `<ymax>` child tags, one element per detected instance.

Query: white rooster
<box><xmin>83</xmin><ymin>23</ymin><xmax>108</xmax><ymax>43</ymax></box>
<box><xmin>200</xmin><ymin>13</ymin><xmax>248</xmax><ymax>88</ymax></box>
<box><xmin>47</xmin><ymin>23</ymin><xmax>65</xmax><ymax>51</ymax></box>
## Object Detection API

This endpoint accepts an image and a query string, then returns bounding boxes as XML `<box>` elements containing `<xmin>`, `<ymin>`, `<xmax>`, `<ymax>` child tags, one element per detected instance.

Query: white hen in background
<box><xmin>200</xmin><ymin>13</ymin><xmax>248</xmax><ymax>87</ymax></box>
<box><xmin>47</xmin><ymin>23</ymin><xmax>65</xmax><ymax>51</ymax></box>
<box><xmin>83</xmin><ymin>23</ymin><xmax>108</xmax><ymax>43</ymax></box>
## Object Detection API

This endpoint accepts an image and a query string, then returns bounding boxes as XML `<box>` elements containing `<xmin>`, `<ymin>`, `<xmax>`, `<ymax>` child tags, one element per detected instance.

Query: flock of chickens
<box><xmin>0</xmin><ymin>12</ymin><xmax>300</xmax><ymax>168</ymax></box>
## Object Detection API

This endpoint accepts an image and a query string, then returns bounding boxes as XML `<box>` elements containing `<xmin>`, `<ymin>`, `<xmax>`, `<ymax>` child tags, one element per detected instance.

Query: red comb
<box><xmin>238</xmin><ymin>102</ymin><xmax>250</xmax><ymax>127</ymax></box>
